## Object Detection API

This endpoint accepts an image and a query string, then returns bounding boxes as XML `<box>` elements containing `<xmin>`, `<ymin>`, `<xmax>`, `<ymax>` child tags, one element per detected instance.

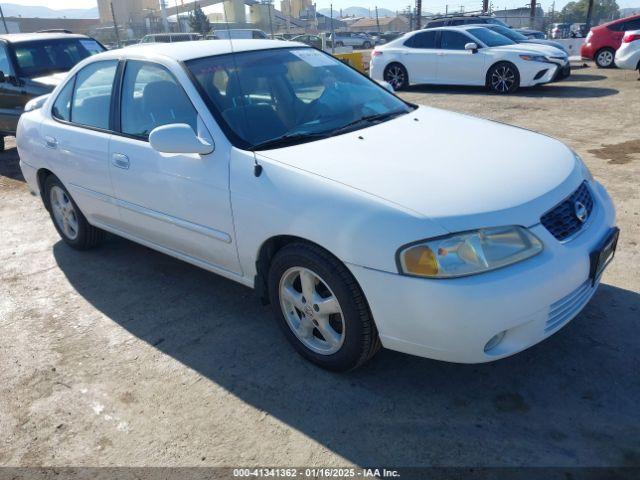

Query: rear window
<box><xmin>12</xmin><ymin>38</ymin><xmax>104</xmax><ymax>77</ymax></box>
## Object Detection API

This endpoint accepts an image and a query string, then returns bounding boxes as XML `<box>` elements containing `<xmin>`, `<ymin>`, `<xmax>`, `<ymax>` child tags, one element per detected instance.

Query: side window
<box><xmin>428</xmin><ymin>20</ymin><xmax>445</xmax><ymax>27</ymax></box>
<box><xmin>624</xmin><ymin>18</ymin><xmax>640</xmax><ymax>30</ymax></box>
<box><xmin>0</xmin><ymin>44</ymin><xmax>12</xmax><ymax>75</ymax></box>
<box><xmin>410</xmin><ymin>31</ymin><xmax>438</xmax><ymax>48</ymax></box>
<box><xmin>71</xmin><ymin>60</ymin><xmax>117</xmax><ymax>130</ymax></box>
<box><xmin>52</xmin><ymin>79</ymin><xmax>74</xmax><ymax>121</ymax></box>
<box><xmin>120</xmin><ymin>61</ymin><xmax>197</xmax><ymax>139</ymax></box>
<box><xmin>440</xmin><ymin>31</ymin><xmax>471</xmax><ymax>50</ymax></box>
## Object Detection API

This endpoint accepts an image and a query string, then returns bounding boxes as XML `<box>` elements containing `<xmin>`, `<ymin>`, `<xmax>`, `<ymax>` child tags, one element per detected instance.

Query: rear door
<box><xmin>401</xmin><ymin>31</ymin><xmax>439</xmax><ymax>84</ymax></box>
<box><xmin>38</xmin><ymin>60</ymin><xmax>120</xmax><ymax>225</ymax></box>
<box><xmin>107</xmin><ymin>60</ymin><xmax>240</xmax><ymax>274</ymax></box>
<box><xmin>435</xmin><ymin>30</ymin><xmax>486</xmax><ymax>85</ymax></box>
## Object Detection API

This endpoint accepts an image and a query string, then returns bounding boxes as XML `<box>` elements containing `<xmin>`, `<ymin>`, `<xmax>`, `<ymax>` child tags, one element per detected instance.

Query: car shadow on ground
<box><xmin>0</xmin><ymin>143</ymin><xmax>25</xmax><ymax>183</ymax></box>
<box><xmin>405</xmin><ymin>76</ymin><xmax>618</xmax><ymax>98</ymax></box>
<box><xmin>53</xmin><ymin>237</ymin><xmax>640</xmax><ymax>467</ymax></box>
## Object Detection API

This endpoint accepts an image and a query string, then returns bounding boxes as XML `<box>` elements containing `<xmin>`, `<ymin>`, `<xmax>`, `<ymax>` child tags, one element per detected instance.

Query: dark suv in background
<box><xmin>0</xmin><ymin>32</ymin><xmax>104</xmax><ymax>149</ymax></box>
<box><xmin>423</xmin><ymin>14</ymin><xmax>510</xmax><ymax>28</ymax></box>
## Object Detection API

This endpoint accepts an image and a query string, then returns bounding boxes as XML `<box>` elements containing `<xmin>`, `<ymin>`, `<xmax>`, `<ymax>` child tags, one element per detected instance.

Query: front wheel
<box><xmin>268</xmin><ymin>243</ymin><xmax>380</xmax><ymax>371</ymax></box>
<box><xmin>335</xmin><ymin>41</ymin><xmax>343</xmax><ymax>47</ymax></box>
<box><xmin>383</xmin><ymin>63</ymin><xmax>408</xmax><ymax>90</ymax></box>
<box><xmin>595</xmin><ymin>48</ymin><xmax>615</xmax><ymax>68</ymax></box>
<box><xmin>363</xmin><ymin>41</ymin><xmax>372</xmax><ymax>49</ymax></box>
<box><xmin>44</xmin><ymin>175</ymin><xmax>104</xmax><ymax>250</ymax></box>
<box><xmin>487</xmin><ymin>62</ymin><xmax>520</xmax><ymax>94</ymax></box>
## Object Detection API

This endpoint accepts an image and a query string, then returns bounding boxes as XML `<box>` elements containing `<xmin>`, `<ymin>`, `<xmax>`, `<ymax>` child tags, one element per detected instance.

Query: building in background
<box><xmin>494</xmin><ymin>7</ymin><xmax>544</xmax><ymax>30</ymax></box>
<box><xmin>349</xmin><ymin>16</ymin><xmax>409</xmax><ymax>32</ymax></box>
<box><xmin>0</xmin><ymin>17</ymin><xmax>99</xmax><ymax>34</ymax></box>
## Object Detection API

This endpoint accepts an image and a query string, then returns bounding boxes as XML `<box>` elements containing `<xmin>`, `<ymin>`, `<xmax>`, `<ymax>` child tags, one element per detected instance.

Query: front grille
<box><xmin>545</xmin><ymin>280</ymin><xmax>596</xmax><ymax>333</ymax></box>
<box><xmin>541</xmin><ymin>182</ymin><xmax>594</xmax><ymax>241</ymax></box>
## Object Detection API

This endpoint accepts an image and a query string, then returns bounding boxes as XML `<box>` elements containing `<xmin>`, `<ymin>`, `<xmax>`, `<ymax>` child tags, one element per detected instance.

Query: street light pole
<box><xmin>110</xmin><ymin>2</ymin><xmax>121</xmax><ymax>47</ymax></box>
<box><xmin>0</xmin><ymin>5</ymin><xmax>8</xmax><ymax>34</ymax></box>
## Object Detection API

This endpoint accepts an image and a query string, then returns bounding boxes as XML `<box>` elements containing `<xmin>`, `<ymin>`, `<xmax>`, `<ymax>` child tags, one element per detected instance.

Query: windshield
<box><xmin>186</xmin><ymin>47</ymin><xmax>412</xmax><ymax>149</ymax></box>
<box><xmin>468</xmin><ymin>28</ymin><xmax>516</xmax><ymax>47</ymax></box>
<box><xmin>13</xmin><ymin>38</ymin><xmax>104</xmax><ymax>77</ymax></box>
<box><xmin>491</xmin><ymin>25</ymin><xmax>528</xmax><ymax>41</ymax></box>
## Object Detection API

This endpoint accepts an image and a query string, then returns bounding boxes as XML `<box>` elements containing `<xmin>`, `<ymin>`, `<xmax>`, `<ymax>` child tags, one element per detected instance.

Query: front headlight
<box><xmin>397</xmin><ymin>226</ymin><xmax>543</xmax><ymax>278</ymax></box>
<box><xmin>519</xmin><ymin>54</ymin><xmax>550</xmax><ymax>63</ymax></box>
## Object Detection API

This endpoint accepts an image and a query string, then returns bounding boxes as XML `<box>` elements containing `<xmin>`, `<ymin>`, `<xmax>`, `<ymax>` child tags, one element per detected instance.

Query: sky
<box><xmin>3</xmin><ymin>0</ymin><xmax>638</xmax><ymax>15</ymax></box>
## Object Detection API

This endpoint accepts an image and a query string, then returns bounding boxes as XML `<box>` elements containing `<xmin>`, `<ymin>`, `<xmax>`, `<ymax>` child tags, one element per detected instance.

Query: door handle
<box><xmin>111</xmin><ymin>153</ymin><xmax>130</xmax><ymax>170</ymax></box>
<box><xmin>44</xmin><ymin>135</ymin><xmax>57</xmax><ymax>148</ymax></box>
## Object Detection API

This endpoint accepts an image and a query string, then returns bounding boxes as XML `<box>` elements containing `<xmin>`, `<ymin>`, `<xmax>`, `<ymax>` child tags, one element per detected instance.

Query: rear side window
<box><xmin>426</xmin><ymin>20</ymin><xmax>445</xmax><ymax>27</ymax></box>
<box><xmin>440</xmin><ymin>31</ymin><xmax>471</xmax><ymax>49</ymax></box>
<box><xmin>405</xmin><ymin>31</ymin><xmax>438</xmax><ymax>48</ymax></box>
<box><xmin>52</xmin><ymin>79</ymin><xmax>74</xmax><ymax>121</ymax></box>
<box><xmin>624</xmin><ymin>18</ymin><xmax>640</xmax><ymax>30</ymax></box>
<box><xmin>120</xmin><ymin>61</ymin><xmax>197</xmax><ymax>139</ymax></box>
<box><xmin>0</xmin><ymin>44</ymin><xmax>12</xmax><ymax>75</ymax></box>
<box><xmin>71</xmin><ymin>60</ymin><xmax>117</xmax><ymax>130</ymax></box>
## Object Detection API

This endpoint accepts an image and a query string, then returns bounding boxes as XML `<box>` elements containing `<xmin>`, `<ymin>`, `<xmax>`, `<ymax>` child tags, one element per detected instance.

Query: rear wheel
<box><xmin>44</xmin><ymin>175</ymin><xmax>104</xmax><ymax>250</ymax></box>
<box><xmin>0</xmin><ymin>136</ymin><xmax>4</xmax><ymax>152</ymax></box>
<box><xmin>268</xmin><ymin>243</ymin><xmax>380</xmax><ymax>371</ymax></box>
<box><xmin>594</xmin><ymin>48</ymin><xmax>615</xmax><ymax>68</ymax></box>
<box><xmin>363</xmin><ymin>41</ymin><xmax>372</xmax><ymax>49</ymax></box>
<box><xmin>335</xmin><ymin>41</ymin><xmax>344</xmax><ymax>47</ymax></box>
<box><xmin>487</xmin><ymin>62</ymin><xmax>520</xmax><ymax>94</ymax></box>
<box><xmin>383</xmin><ymin>63</ymin><xmax>408</xmax><ymax>90</ymax></box>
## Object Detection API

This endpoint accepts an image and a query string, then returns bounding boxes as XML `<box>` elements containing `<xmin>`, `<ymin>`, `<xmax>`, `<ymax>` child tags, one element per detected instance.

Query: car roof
<box><xmin>99</xmin><ymin>39</ymin><xmax>304</xmax><ymax>62</ymax></box>
<box><xmin>0</xmin><ymin>32</ymin><xmax>89</xmax><ymax>44</ymax></box>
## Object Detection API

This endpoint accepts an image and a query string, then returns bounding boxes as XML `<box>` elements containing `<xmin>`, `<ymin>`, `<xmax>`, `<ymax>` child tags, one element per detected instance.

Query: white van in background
<box><xmin>210</xmin><ymin>29</ymin><xmax>268</xmax><ymax>40</ymax></box>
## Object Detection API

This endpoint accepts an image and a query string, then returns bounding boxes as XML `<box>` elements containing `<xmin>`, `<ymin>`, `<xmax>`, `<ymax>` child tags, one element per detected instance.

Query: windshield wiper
<box><xmin>251</xmin><ymin>131</ymin><xmax>331</xmax><ymax>151</ymax></box>
<box><xmin>331</xmin><ymin>110</ymin><xmax>408</xmax><ymax>135</ymax></box>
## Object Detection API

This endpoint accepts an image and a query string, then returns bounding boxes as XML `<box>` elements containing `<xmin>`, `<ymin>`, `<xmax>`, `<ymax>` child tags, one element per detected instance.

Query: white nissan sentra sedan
<box><xmin>17</xmin><ymin>40</ymin><xmax>618</xmax><ymax>371</ymax></box>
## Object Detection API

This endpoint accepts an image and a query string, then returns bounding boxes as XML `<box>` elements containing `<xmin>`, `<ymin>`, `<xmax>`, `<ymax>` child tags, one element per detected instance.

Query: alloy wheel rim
<box><xmin>385</xmin><ymin>66</ymin><xmax>405</xmax><ymax>89</ymax></box>
<box><xmin>50</xmin><ymin>186</ymin><xmax>79</xmax><ymax>240</ymax></box>
<box><xmin>491</xmin><ymin>66</ymin><xmax>515</xmax><ymax>92</ymax></box>
<box><xmin>598</xmin><ymin>51</ymin><xmax>613</xmax><ymax>66</ymax></box>
<box><xmin>279</xmin><ymin>266</ymin><xmax>345</xmax><ymax>355</ymax></box>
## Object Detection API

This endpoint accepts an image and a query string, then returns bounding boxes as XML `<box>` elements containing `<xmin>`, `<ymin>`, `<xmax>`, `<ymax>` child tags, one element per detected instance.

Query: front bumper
<box><xmin>348</xmin><ymin>181</ymin><xmax>616</xmax><ymax>363</ymax></box>
<box><xmin>521</xmin><ymin>62</ymin><xmax>558</xmax><ymax>87</ymax></box>
<box><xmin>581</xmin><ymin>42</ymin><xmax>596</xmax><ymax>60</ymax></box>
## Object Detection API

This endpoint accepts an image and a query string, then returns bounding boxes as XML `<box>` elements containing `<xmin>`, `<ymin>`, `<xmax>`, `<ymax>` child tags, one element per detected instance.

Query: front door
<box><xmin>435</xmin><ymin>30</ymin><xmax>487</xmax><ymax>86</ymax></box>
<box><xmin>0</xmin><ymin>42</ymin><xmax>25</xmax><ymax>134</ymax></box>
<box><xmin>107</xmin><ymin>60</ymin><xmax>240</xmax><ymax>274</ymax></box>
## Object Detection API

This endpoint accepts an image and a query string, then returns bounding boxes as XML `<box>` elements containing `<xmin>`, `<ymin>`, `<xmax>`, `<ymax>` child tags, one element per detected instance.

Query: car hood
<box><xmin>522</xmin><ymin>38</ymin><xmax>569</xmax><ymax>54</ymax></box>
<box><xmin>30</xmin><ymin>72</ymin><xmax>68</xmax><ymax>88</ymax></box>
<box><xmin>493</xmin><ymin>43</ymin><xmax>567</xmax><ymax>57</ymax></box>
<box><xmin>256</xmin><ymin>106</ymin><xmax>583</xmax><ymax>232</ymax></box>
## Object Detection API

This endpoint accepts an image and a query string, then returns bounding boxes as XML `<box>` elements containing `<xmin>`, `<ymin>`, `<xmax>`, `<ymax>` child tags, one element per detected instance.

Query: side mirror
<box><xmin>465</xmin><ymin>42</ymin><xmax>479</xmax><ymax>53</ymax></box>
<box><xmin>377</xmin><ymin>80</ymin><xmax>395</xmax><ymax>93</ymax></box>
<box><xmin>149</xmin><ymin>123</ymin><xmax>214</xmax><ymax>155</ymax></box>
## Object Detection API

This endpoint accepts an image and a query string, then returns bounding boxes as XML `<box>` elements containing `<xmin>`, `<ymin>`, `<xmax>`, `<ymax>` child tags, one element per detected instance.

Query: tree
<box><xmin>559</xmin><ymin>0</ymin><xmax>620</xmax><ymax>25</ymax></box>
<box><xmin>188</xmin><ymin>3</ymin><xmax>211</xmax><ymax>35</ymax></box>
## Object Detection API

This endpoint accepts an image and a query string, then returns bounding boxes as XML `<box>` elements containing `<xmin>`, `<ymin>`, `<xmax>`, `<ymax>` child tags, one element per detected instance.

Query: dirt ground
<box><xmin>0</xmin><ymin>64</ymin><xmax>639</xmax><ymax>469</ymax></box>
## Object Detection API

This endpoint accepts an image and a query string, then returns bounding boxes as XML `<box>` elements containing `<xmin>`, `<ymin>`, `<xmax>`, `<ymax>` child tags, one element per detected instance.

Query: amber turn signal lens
<box><xmin>402</xmin><ymin>245</ymin><xmax>439</xmax><ymax>276</ymax></box>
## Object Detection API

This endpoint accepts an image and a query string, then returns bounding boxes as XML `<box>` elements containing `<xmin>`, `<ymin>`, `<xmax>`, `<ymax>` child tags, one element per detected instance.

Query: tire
<box><xmin>383</xmin><ymin>62</ymin><xmax>409</xmax><ymax>90</ymax></box>
<box><xmin>268</xmin><ymin>242</ymin><xmax>381</xmax><ymax>371</ymax></box>
<box><xmin>363</xmin><ymin>41</ymin><xmax>372</xmax><ymax>49</ymax></box>
<box><xmin>594</xmin><ymin>48</ymin><xmax>615</xmax><ymax>68</ymax></box>
<box><xmin>44</xmin><ymin>175</ymin><xmax>104</xmax><ymax>250</ymax></box>
<box><xmin>335</xmin><ymin>41</ymin><xmax>343</xmax><ymax>47</ymax></box>
<box><xmin>0</xmin><ymin>136</ymin><xmax>4</xmax><ymax>152</ymax></box>
<box><xmin>487</xmin><ymin>62</ymin><xmax>520</xmax><ymax>94</ymax></box>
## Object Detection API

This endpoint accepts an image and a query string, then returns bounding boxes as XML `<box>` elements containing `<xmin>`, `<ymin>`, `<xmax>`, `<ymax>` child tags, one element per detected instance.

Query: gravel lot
<box><xmin>0</xmin><ymin>64</ymin><xmax>638</xmax><ymax>468</ymax></box>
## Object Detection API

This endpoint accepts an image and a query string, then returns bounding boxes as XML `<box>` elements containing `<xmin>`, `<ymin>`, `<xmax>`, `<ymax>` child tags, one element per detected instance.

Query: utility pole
<box><xmin>266</xmin><ymin>0</ymin><xmax>274</xmax><ymax>38</ymax></box>
<box><xmin>159</xmin><ymin>0</ymin><xmax>170</xmax><ymax>33</ymax></box>
<box><xmin>174</xmin><ymin>0</ymin><xmax>181</xmax><ymax>32</ymax></box>
<box><xmin>375</xmin><ymin>6</ymin><xmax>380</xmax><ymax>33</ymax></box>
<box><xmin>445</xmin><ymin>4</ymin><xmax>448</xmax><ymax>14</ymax></box>
<box><xmin>529</xmin><ymin>0</ymin><xmax>537</xmax><ymax>29</ymax></box>
<box><xmin>330</xmin><ymin>3</ymin><xmax>335</xmax><ymax>54</ymax></box>
<box><xmin>110</xmin><ymin>2</ymin><xmax>121</xmax><ymax>47</ymax></box>
<box><xmin>0</xmin><ymin>5</ymin><xmax>8</xmax><ymax>34</ymax></box>
<box><xmin>482</xmin><ymin>0</ymin><xmax>489</xmax><ymax>14</ymax></box>
<box><xmin>415</xmin><ymin>0</ymin><xmax>422</xmax><ymax>29</ymax></box>
<box><xmin>585</xmin><ymin>0</ymin><xmax>595</xmax><ymax>30</ymax></box>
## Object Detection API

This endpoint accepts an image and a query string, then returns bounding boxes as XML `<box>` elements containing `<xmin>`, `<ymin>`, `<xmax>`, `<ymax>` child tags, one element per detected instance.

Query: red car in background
<box><xmin>581</xmin><ymin>14</ymin><xmax>640</xmax><ymax>67</ymax></box>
